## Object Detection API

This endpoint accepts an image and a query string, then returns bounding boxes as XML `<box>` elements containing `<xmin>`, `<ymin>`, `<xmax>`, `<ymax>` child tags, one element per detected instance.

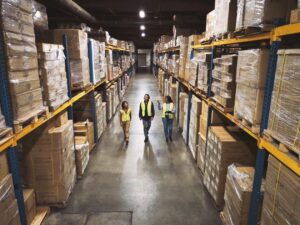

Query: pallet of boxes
<box><xmin>20</xmin><ymin>111</ymin><xmax>76</xmax><ymax>208</ymax></box>
<box><xmin>39</xmin><ymin>29</ymin><xmax>91</xmax><ymax>90</ymax></box>
<box><xmin>1</xmin><ymin>0</ymin><xmax>47</xmax><ymax>132</ymax></box>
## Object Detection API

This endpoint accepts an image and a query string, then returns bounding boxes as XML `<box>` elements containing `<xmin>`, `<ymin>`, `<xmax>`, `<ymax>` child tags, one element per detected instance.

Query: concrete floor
<box><xmin>43</xmin><ymin>73</ymin><xmax>222</xmax><ymax>225</ymax></box>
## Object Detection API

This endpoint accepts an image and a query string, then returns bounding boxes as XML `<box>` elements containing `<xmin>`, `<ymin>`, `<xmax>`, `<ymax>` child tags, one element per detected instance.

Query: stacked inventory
<box><xmin>179</xmin><ymin>93</ymin><xmax>188</xmax><ymax>130</ymax></box>
<box><xmin>214</xmin><ymin>0</ymin><xmax>237</xmax><ymax>36</ymax></box>
<box><xmin>89</xmin><ymin>39</ymin><xmax>102</xmax><ymax>84</ymax></box>
<box><xmin>99</xmin><ymin>42</ymin><xmax>107</xmax><ymax>81</ymax></box>
<box><xmin>74</xmin><ymin>135</ymin><xmax>89</xmax><ymax>178</ymax></box>
<box><xmin>37</xmin><ymin>43</ymin><xmax>69</xmax><ymax>111</ymax></box>
<box><xmin>106</xmin><ymin>85</ymin><xmax>119</xmax><ymax>121</ymax></box>
<box><xmin>261</xmin><ymin>155</ymin><xmax>300</xmax><ymax>225</ymax></box>
<box><xmin>188</xmin><ymin>96</ymin><xmax>202</xmax><ymax>159</ymax></box>
<box><xmin>23</xmin><ymin>189</ymin><xmax>36</xmax><ymax>225</ymax></box>
<box><xmin>182</xmin><ymin>97</ymin><xmax>189</xmax><ymax>144</ymax></box>
<box><xmin>236</xmin><ymin>0</ymin><xmax>294</xmax><ymax>30</ymax></box>
<box><xmin>106</xmin><ymin>50</ymin><xmax>113</xmax><ymax>81</ymax></box>
<box><xmin>197</xmin><ymin>52</ymin><xmax>212</xmax><ymax>93</ymax></box>
<box><xmin>21</xmin><ymin>113</ymin><xmax>76</xmax><ymax>205</ymax></box>
<box><xmin>178</xmin><ymin>37</ymin><xmax>189</xmax><ymax>79</ymax></box>
<box><xmin>1</xmin><ymin>0</ymin><xmax>45</xmax><ymax>121</ymax></box>
<box><xmin>267</xmin><ymin>49</ymin><xmax>300</xmax><ymax>154</ymax></box>
<box><xmin>234</xmin><ymin>49</ymin><xmax>268</xmax><ymax>129</ymax></box>
<box><xmin>204</xmin><ymin>126</ymin><xmax>255</xmax><ymax>207</ymax></box>
<box><xmin>221</xmin><ymin>164</ymin><xmax>255</xmax><ymax>225</ymax></box>
<box><xmin>212</xmin><ymin>54</ymin><xmax>237</xmax><ymax>108</ymax></box>
<box><xmin>74</xmin><ymin>120</ymin><xmax>94</xmax><ymax>152</ymax></box>
<box><xmin>0</xmin><ymin>153</ymin><xmax>20</xmax><ymax>225</ymax></box>
<box><xmin>205</xmin><ymin>10</ymin><xmax>216</xmax><ymax>39</ymax></box>
<box><xmin>40</xmin><ymin>29</ymin><xmax>90</xmax><ymax>90</ymax></box>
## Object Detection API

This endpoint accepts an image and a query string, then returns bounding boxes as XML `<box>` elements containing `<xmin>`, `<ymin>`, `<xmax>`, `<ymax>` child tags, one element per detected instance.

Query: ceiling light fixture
<box><xmin>141</xmin><ymin>32</ymin><xmax>146</xmax><ymax>37</ymax></box>
<box><xmin>139</xmin><ymin>10</ymin><xmax>146</xmax><ymax>18</ymax></box>
<box><xmin>140</xmin><ymin>25</ymin><xmax>146</xmax><ymax>30</ymax></box>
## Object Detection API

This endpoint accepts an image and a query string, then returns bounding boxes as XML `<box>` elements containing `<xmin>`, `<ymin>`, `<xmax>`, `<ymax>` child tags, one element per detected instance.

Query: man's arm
<box><xmin>151</xmin><ymin>102</ymin><xmax>155</xmax><ymax>117</ymax></box>
<box><xmin>139</xmin><ymin>103</ymin><xmax>142</xmax><ymax>119</ymax></box>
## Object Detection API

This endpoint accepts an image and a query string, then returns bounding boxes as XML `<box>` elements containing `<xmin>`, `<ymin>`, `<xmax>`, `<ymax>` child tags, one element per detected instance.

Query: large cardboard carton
<box><xmin>23</xmin><ymin>189</ymin><xmax>36</xmax><ymax>225</ymax></box>
<box><xmin>74</xmin><ymin>120</ymin><xmax>95</xmax><ymax>151</ymax></box>
<box><xmin>0</xmin><ymin>152</ymin><xmax>9</xmax><ymax>181</ymax></box>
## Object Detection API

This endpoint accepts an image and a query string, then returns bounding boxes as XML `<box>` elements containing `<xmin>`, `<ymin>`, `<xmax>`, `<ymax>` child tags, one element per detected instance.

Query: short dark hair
<box><xmin>166</xmin><ymin>95</ymin><xmax>173</xmax><ymax>103</ymax></box>
<box><xmin>144</xmin><ymin>94</ymin><xmax>150</xmax><ymax>99</ymax></box>
<box><xmin>122</xmin><ymin>101</ymin><xmax>128</xmax><ymax>109</ymax></box>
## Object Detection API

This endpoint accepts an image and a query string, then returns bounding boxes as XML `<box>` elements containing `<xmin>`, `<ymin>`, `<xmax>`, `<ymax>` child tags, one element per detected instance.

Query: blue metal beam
<box><xmin>248</xmin><ymin>41</ymin><xmax>281</xmax><ymax>225</ymax></box>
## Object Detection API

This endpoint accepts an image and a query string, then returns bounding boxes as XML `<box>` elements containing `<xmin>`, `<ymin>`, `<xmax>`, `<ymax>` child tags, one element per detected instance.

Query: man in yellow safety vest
<box><xmin>158</xmin><ymin>95</ymin><xmax>176</xmax><ymax>142</ymax></box>
<box><xmin>139</xmin><ymin>94</ymin><xmax>155</xmax><ymax>142</ymax></box>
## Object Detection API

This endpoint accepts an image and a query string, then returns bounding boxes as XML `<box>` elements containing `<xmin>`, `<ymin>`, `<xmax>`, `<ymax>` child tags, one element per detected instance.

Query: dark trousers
<box><xmin>162</xmin><ymin>118</ymin><xmax>173</xmax><ymax>139</ymax></box>
<box><xmin>142</xmin><ymin>119</ymin><xmax>151</xmax><ymax>138</ymax></box>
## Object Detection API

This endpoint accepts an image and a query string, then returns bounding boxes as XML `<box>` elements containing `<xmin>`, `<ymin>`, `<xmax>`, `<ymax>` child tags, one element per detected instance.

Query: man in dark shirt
<box><xmin>139</xmin><ymin>94</ymin><xmax>155</xmax><ymax>142</ymax></box>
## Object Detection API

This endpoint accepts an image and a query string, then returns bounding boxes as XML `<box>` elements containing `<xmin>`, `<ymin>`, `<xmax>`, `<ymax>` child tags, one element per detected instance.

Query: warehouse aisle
<box><xmin>44</xmin><ymin>73</ymin><xmax>222</xmax><ymax>225</ymax></box>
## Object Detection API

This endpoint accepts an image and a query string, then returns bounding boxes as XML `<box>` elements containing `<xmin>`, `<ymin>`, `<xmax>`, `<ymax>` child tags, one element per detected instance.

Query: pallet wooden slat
<box><xmin>31</xmin><ymin>207</ymin><xmax>50</xmax><ymax>225</ymax></box>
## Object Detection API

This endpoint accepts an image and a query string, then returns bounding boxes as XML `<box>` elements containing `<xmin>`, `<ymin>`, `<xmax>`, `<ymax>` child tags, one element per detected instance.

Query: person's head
<box><xmin>165</xmin><ymin>95</ymin><xmax>173</xmax><ymax>103</ymax></box>
<box><xmin>122</xmin><ymin>101</ymin><xmax>129</xmax><ymax>109</ymax></box>
<box><xmin>144</xmin><ymin>94</ymin><xmax>150</xmax><ymax>102</ymax></box>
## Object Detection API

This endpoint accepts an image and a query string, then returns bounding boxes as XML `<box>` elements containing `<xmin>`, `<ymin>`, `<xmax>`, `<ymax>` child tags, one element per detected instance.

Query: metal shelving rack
<box><xmin>155</xmin><ymin>23</ymin><xmax>300</xmax><ymax>225</ymax></box>
<box><xmin>0</xmin><ymin>33</ymin><xmax>134</xmax><ymax>225</ymax></box>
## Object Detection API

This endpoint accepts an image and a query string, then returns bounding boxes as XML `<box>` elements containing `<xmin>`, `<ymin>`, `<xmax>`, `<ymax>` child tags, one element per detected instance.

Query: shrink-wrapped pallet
<box><xmin>205</xmin><ymin>10</ymin><xmax>216</xmax><ymax>39</ymax></box>
<box><xmin>1</xmin><ymin>0</ymin><xmax>45</xmax><ymax>121</ymax></box>
<box><xmin>179</xmin><ymin>92</ymin><xmax>188</xmax><ymax>130</ymax></box>
<box><xmin>214</xmin><ymin>0</ymin><xmax>237</xmax><ymax>36</ymax></box>
<box><xmin>178</xmin><ymin>37</ymin><xmax>188</xmax><ymax>80</ymax></box>
<box><xmin>197</xmin><ymin>133</ymin><xmax>206</xmax><ymax>173</ymax></box>
<box><xmin>188</xmin><ymin>96</ymin><xmax>201</xmax><ymax>159</ymax></box>
<box><xmin>222</xmin><ymin>164</ymin><xmax>255</xmax><ymax>225</ymax></box>
<box><xmin>261</xmin><ymin>155</ymin><xmax>300</xmax><ymax>225</ymax></box>
<box><xmin>37</xmin><ymin>43</ymin><xmax>69</xmax><ymax>111</ymax></box>
<box><xmin>75</xmin><ymin>137</ymin><xmax>90</xmax><ymax>178</ymax></box>
<box><xmin>267</xmin><ymin>49</ymin><xmax>300</xmax><ymax>155</ymax></box>
<box><xmin>234</xmin><ymin>49</ymin><xmax>268</xmax><ymax>125</ymax></box>
<box><xmin>204</xmin><ymin>126</ymin><xmax>255</xmax><ymax>207</ymax></box>
<box><xmin>236</xmin><ymin>0</ymin><xmax>295</xmax><ymax>30</ymax></box>
<box><xmin>212</xmin><ymin>54</ymin><xmax>237</xmax><ymax>108</ymax></box>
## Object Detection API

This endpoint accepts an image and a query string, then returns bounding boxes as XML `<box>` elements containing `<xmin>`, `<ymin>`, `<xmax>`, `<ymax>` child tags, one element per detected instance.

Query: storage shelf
<box><xmin>273</xmin><ymin>23</ymin><xmax>300</xmax><ymax>39</ymax></box>
<box><xmin>157</xmin><ymin>65</ymin><xmax>300</xmax><ymax>176</ymax></box>
<box><xmin>106</xmin><ymin>43</ymin><xmax>130</xmax><ymax>52</ymax></box>
<box><xmin>158</xmin><ymin>46</ymin><xmax>180</xmax><ymax>53</ymax></box>
<box><xmin>0</xmin><ymin>67</ymin><xmax>132</xmax><ymax>153</ymax></box>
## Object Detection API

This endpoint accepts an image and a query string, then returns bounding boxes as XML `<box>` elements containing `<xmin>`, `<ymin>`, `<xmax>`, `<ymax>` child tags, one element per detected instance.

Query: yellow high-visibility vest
<box><xmin>162</xmin><ymin>103</ymin><xmax>174</xmax><ymax>119</ymax></box>
<box><xmin>120</xmin><ymin>108</ymin><xmax>131</xmax><ymax>122</ymax></box>
<box><xmin>141</xmin><ymin>101</ymin><xmax>152</xmax><ymax>117</ymax></box>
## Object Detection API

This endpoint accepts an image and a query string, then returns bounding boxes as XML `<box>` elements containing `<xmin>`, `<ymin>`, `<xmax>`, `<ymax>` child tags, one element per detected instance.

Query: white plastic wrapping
<box><xmin>205</xmin><ymin>10</ymin><xmax>216</xmax><ymax>38</ymax></box>
<box><xmin>215</xmin><ymin>0</ymin><xmax>237</xmax><ymax>35</ymax></box>
<box><xmin>32</xmin><ymin>1</ymin><xmax>48</xmax><ymax>30</ymax></box>
<box><xmin>75</xmin><ymin>142</ymin><xmax>90</xmax><ymax>177</ymax></box>
<box><xmin>267</xmin><ymin>49</ymin><xmax>300</xmax><ymax>154</ymax></box>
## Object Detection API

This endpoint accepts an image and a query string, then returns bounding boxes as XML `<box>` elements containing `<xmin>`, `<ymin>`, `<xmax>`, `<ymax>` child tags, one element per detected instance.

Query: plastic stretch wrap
<box><xmin>75</xmin><ymin>142</ymin><xmax>90</xmax><ymax>177</ymax></box>
<box><xmin>0</xmin><ymin>105</ymin><xmax>7</xmax><ymax>130</ymax></box>
<box><xmin>215</xmin><ymin>0</ymin><xmax>237</xmax><ymax>35</ymax></box>
<box><xmin>261</xmin><ymin>155</ymin><xmax>300</xmax><ymax>225</ymax></box>
<box><xmin>89</xmin><ymin>39</ymin><xmax>102</xmax><ymax>84</ymax></box>
<box><xmin>222</xmin><ymin>164</ymin><xmax>255</xmax><ymax>225</ymax></box>
<box><xmin>205</xmin><ymin>10</ymin><xmax>215</xmax><ymax>38</ymax></box>
<box><xmin>70</xmin><ymin>57</ymin><xmax>90</xmax><ymax>88</ymax></box>
<box><xmin>32</xmin><ymin>1</ymin><xmax>48</xmax><ymax>30</ymax></box>
<box><xmin>267</xmin><ymin>49</ymin><xmax>300</xmax><ymax>154</ymax></box>
<box><xmin>178</xmin><ymin>37</ymin><xmax>188</xmax><ymax>80</ymax></box>
<box><xmin>236</xmin><ymin>0</ymin><xmax>294</xmax><ymax>29</ymax></box>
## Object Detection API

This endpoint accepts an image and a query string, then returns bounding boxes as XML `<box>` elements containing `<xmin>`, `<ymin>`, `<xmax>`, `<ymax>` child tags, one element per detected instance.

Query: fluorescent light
<box><xmin>140</xmin><ymin>25</ymin><xmax>145</xmax><ymax>30</ymax></box>
<box><xmin>141</xmin><ymin>32</ymin><xmax>146</xmax><ymax>37</ymax></box>
<box><xmin>139</xmin><ymin>10</ymin><xmax>145</xmax><ymax>18</ymax></box>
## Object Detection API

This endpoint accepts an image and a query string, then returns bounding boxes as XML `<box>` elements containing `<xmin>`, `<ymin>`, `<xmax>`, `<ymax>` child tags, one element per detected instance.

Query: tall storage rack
<box><xmin>154</xmin><ymin>23</ymin><xmax>300</xmax><ymax>225</ymax></box>
<box><xmin>0</xmin><ymin>33</ymin><xmax>135</xmax><ymax>225</ymax></box>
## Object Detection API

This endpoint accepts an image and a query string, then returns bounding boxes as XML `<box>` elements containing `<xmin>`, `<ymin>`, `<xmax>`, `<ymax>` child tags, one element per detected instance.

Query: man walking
<box><xmin>139</xmin><ymin>94</ymin><xmax>155</xmax><ymax>142</ymax></box>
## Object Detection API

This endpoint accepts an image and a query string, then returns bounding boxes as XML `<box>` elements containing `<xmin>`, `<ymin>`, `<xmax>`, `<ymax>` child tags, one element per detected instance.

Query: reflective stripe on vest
<box><xmin>162</xmin><ymin>103</ymin><xmax>174</xmax><ymax>119</ymax></box>
<box><xmin>120</xmin><ymin>108</ymin><xmax>131</xmax><ymax>122</ymax></box>
<box><xmin>141</xmin><ymin>101</ymin><xmax>152</xmax><ymax>117</ymax></box>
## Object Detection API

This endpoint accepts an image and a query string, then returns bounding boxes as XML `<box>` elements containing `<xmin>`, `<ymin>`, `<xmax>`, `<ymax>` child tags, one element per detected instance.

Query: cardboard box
<box><xmin>0</xmin><ymin>174</ymin><xmax>15</xmax><ymax>213</ymax></box>
<box><xmin>74</xmin><ymin>120</ymin><xmax>95</xmax><ymax>151</ymax></box>
<box><xmin>75</xmin><ymin>137</ymin><xmax>90</xmax><ymax>177</ymax></box>
<box><xmin>290</xmin><ymin>8</ymin><xmax>300</xmax><ymax>23</ymax></box>
<box><xmin>0</xmin><ymin>199</ymin><xmax>20</xmax><ymax>225</ymax></box>
<box><xmin>0</xmin><ymin>152</ymin><xmax>9</xmax><ymax>181</ymax></box>
<box><xmin>197</xmin><ymin>133</ymin><xmax>206</xmax><ymax>173</ymax></box>
<box><xmin>23</xmin><ymin>189</ymin><xmax>36</xmax><ymax>225</ymax></box>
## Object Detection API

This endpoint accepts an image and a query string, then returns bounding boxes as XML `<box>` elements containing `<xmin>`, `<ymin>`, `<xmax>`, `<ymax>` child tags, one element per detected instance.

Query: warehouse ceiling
<box><xmin>37</xmin><ymin>0</ymin><xmax>214</xmax><ymax>48</ymax></box>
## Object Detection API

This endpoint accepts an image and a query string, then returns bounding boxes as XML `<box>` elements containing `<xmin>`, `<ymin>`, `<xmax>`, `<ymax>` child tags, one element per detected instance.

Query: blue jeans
<box><xmin>143</xmin><ymin>119</ymin><xmax>151</xmax><ymax>138</ymax></box>
<box><xmin>162</xmin><ymin>118</ymin><xmax>173</xmax><ymax>139</ymax></box>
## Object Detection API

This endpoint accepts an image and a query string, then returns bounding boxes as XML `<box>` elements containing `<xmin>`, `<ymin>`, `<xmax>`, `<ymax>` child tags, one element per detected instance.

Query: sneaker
<box><xmin>144</xmin><ymin>137</ymin><xmax>148</xmax><ymax>143</ymax></box>
<box><xmin>126</xmin><ymin>140</ymin><xmax>129</xmax><ymax>146</ymax></box>
<box><xmin>169</xmin><ymin>137</ymin><xmax>173</xmax><ymax>142</ymax></box>
<box><xmin>166</xmin><ymin>138</ymin><xmax>169</xmax><ymax>142</ymax></box>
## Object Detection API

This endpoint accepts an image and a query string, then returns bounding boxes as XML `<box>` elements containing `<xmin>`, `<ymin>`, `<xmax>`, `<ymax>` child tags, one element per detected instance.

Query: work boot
<box><xmin>169</xmin><ymin>136</ymin><xmax>173</xmax><ymax>142</ymax></box>
<box><xmin>166</xmin><ymin>137</ymin><xmax>169</xmax><ymax>142</ymax></box>
<box><xmin>144</xmin><ymin>137</ymin><xmax>148</xmax><ymax>143</ymax></box>
<box><xmin>126</xmin><ymin>140</ymin><xmax>129</xmax><ymax>146</ymax></box>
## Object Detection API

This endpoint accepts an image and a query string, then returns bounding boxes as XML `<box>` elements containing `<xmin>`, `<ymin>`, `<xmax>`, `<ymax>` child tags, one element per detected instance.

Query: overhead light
<box><xmin>139</xmin><ymin>10</ymin><xmax>146</xmax><ymax>18</ymax></box>
<box><xmin>140</xmin><ymin>25</ymin><xmax>145</xmax><ymax>30</ymax></box>
<box><xmin>141</xmin><ymin>32</ymin><xmax>146</xmax><ymax>37</ymax></box>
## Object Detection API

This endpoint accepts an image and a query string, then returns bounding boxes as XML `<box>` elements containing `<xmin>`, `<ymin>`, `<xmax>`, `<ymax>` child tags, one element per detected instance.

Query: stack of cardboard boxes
<box><xmin>179</xmin><ymin>93</ymin><xmax>188</xmax><ymax>130</ymax></box>
<box><xmin>23</xmin><ymin>189</ymin><xmax>36</xmax><ymax>225</ymax></box>
<box><xmin>203</xmin><ymin>126</ymin><xmax>255</xmax><ymax>207</ymax></box>
<box><xmin>1</xmin><ymin>0</ymin><xmax>45</xmax><ymax>122</ymax></box>
<box><xmin>234</xmin><ymin>49</ymin><xmax>268</xmax><ymax>127</ymax></box>
<box><xmin>197</xmin><ymin>52</ymin><xmax>212</xmax><ymax>93</ymax></box>
<box><xmin>212</xmin><ymin>54</ymin><xmax>237</xmax><ymax>108</ymax></box>
<box><xmin>0</xmin><ymin>153</ymin><xmax>21</xmax><ymax>225</ymax></box>
<box><xmin>40</xmin><ymin>29</ymin><xmax>90</xmax><ymax>90</ymax></box>
<box><xmin>37</xmin><ymin>43</ymin><xmax>69</xmax><ymax>111</ymax></box>
<box><xmin>74</xmin><ymin>135</ymin><xmax>90</xmax><ymax>178</ymax></box>
<box><xmin>178</xmin><ymin>37</ymin><xmax>188</xmax><ymax>79</ymax></box>
<box><xmin>21</xmin><ymin>112</ymin><xmax>76</xmax><ymax>205</ymax></box>
<box><xmin>89</xmin><ymin>39</ymin><xmax>102</xmax><ymax>84</ymax></box>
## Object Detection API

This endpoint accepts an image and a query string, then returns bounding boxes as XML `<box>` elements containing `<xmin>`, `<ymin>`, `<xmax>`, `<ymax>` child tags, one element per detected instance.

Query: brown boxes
<box><xmin>0</xmin><ymin>174</ymin><xmax>20</xmax><ymax>225</ymax></box>
<box><xmin>23</xmin><ymin>189</ymin><xmax>36</xmax><ymax>225</ymax></box>
<box><xmin>74</xmin><ymin>120</ymin><xmax>95</xmax><ymax>152</ymax></box>
<box><xmin>197</xmin><ymin>133</ymin><xmax>206</xmax><ymax>173</ymax></box>
<box><xmin>0</xmin><ymin>152</ymin><xmax>9</xmax><ymax>181</ymax></box>
<box><xmin>189</xmin><ymin>96</ymin><xmax>202</xmax><ymax>159</ymax></box>
<box><xmin>75</xmin><ymin>136</ymin><xmax>90</xmax><ymax>178</ymax></box>
<box><xmin>203</xmin><ymin>126</ymin><xmax>255</xmax><ymax>207</ymax></box>
<box><xmin>234</xmin><ymin>49</ymin><xmax>269</xmax><ymax>125</ymax></box>
<box><xmin>261</xmin><ymin>155</ymin><xmax>300</xmax><ymax>225</ymax></box>
<box><xmin>21</xmin><ymin>119</ymin><xmax>76</xmax><ymax>205</ymax></box>
<box><xmin>290</xmin><ymin>8</ymin><xmax>300</xmax><ymax>23</ymax></box>
<box><xmin>267</xmin><ymin>49</ymin><xmax>300</xmax><ymax>155</ymax></box>
<box><xmin>222</xmin><ymin>165</ymin><xmax>255</xmax><ymax>225</ymax></box>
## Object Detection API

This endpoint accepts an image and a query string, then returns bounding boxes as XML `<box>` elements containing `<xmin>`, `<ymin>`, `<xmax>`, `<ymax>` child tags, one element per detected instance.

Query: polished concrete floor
<box><xmin>43</xmin><ymin>73</ymin><xmax>222</xmax><ymax>225</ymax></box>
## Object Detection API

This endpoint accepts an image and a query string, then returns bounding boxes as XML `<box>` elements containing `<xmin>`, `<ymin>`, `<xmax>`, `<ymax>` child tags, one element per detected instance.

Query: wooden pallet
<box><xmin>0</xmin><ymin>127</ymin><xmax>13</xmax><ymax>145</ymax></box>
<box><xmin>233</xmin><ymin>25</ymin><xmax>272</xmax><ymax>38</ymax></box>
<box><xmin>13</xmin><ymin>107</ymin><xmax>49</xmax><ymax>133</ymax></box>
<box><xmin>215</xmin><ymin>32</ymin><xmax>234</xmax><ymax>41</ymax></box>
<box><xmin>264</xmin><ymin>131</ymin><xmax>300</xmax><ymax>160</ymax></box>
<box><xmin>232</xmin><ymin>115</ymin><xmax>260</xmax><ymax>134</ymax></box>
<box><xmin>220</xmin><ymin>212</ymin><xmax>228</xmax><ymax>225</ymax></box>
<box><xmin>31</xmin><ymin>207</ymin><xmax>50</xmax><ymax>225</ymax></box>
<box><xmin>211</xmin><ymin>99</ymin><xmax>233</xmax><ymax>113</ymax></box>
